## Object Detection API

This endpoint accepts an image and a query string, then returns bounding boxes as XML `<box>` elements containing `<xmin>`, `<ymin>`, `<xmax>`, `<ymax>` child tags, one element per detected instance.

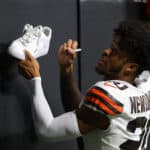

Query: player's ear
<box><xmin>124</xmin><ymin>63</ymin><xmax>139</xmax><ymax>76</ymax></box>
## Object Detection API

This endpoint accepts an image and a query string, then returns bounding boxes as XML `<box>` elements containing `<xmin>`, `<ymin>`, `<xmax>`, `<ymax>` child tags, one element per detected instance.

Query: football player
<box><xmin>19</xmin><ymin>20</ymin><xmax>150</xmax><ymax>150</ymax></box>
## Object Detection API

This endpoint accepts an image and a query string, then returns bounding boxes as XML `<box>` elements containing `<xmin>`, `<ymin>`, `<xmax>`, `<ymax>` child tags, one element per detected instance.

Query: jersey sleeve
<box><xmin>80</xmin><ymin>84</ymin><xmax>124</xmax><ymax>116</ymax></box>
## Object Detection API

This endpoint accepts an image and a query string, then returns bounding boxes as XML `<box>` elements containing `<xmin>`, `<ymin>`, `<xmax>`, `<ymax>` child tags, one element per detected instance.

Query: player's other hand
<box><xmin>18</xmin><ymin>50</ymin><xmax>40</xmax><ymax>79</ymax></box>
<box><xmin>58</xmin><ymin>39</ymin><xmax>78</xmax><ymax>69</ymax></box>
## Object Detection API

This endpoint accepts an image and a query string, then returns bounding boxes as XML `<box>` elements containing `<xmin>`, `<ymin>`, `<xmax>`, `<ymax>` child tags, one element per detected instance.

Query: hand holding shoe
<box><xmin>18</xmin><ymin>50</ymin><xmax>40</xmax><ymax>79</ymax></box>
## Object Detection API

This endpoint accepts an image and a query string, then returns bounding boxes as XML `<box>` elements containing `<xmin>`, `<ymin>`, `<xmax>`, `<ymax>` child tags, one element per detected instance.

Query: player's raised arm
<box><xmin>58</xmin><ymin>39</ymin><xmax>83</xmax><ymax>111</ymax></box>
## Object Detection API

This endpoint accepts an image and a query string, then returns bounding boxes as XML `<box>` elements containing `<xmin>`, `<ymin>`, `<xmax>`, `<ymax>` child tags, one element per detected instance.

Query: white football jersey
<box><xmin>80</xmin><ymin>79</ymin><xmax>150</xmax><ymax>150</ymax></box>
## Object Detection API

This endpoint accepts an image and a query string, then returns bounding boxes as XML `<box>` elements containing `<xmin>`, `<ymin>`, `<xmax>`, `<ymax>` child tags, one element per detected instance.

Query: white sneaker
<box><xmin>8</xmin><ymin>24</ymin><xmax>52</xmax><ymax>60</ymax></box>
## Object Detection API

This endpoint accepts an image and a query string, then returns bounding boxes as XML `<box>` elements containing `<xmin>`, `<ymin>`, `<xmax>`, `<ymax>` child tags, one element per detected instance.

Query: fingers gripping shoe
<box><xmin>8</xmin><ymin>24</ymin><xmax>52</xmax><ymax>60</ymax></box>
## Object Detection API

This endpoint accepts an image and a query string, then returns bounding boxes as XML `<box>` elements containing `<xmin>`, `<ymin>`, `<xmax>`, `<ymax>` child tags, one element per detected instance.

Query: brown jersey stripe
<box><xmin>86</xmin><ymin>93</ymin><xmax>122</xmax><ymax>114</ymax></box>
<box><xmin>94</xmin><ymin>86</ymin><xmax>123</xmax><ymax>107</ymax></box>
<box><xmin>88</xmin><ymin>88</ymin><xmax>123</xmax><ymax>113</ymax></box>
<box><xmin>83</xmin><ymin>99</ymin><xmax>111</xmax><ymax>115</ymax></box>
<box><xmin>85</xmin><ymin>96</ymin><xmax>116</xmax><ymax>115</ymax></box>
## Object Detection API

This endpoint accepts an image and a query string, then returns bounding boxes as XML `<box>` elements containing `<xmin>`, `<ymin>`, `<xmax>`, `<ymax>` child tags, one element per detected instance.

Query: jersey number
<box><xmin>120</xmin><ymin>117</ymin><xmax>150</xmax><ymax>150</ymax></box>
<box><xmin>113</xmin><ymin>81</ymin><xmax>128</xmax><ymax>90</ymax></box>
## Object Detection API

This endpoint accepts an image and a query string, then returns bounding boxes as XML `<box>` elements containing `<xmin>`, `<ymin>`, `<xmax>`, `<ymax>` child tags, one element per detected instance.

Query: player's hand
<box><xmin>18</xmin><ymin>50</ymin><xmax>40</xmax><ymax>79</ymax></box>
<box><xmin>58</xmin><ymin>39</ymin><xmax>78</xmax><ymax>70</ymax></box>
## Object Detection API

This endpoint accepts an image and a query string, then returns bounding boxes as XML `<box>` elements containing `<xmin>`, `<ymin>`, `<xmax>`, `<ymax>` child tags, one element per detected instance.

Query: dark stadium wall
<box><xmin>0</xmin><ymin>0</ymin><xmax>149</xmax><ymax>150</ymax></box>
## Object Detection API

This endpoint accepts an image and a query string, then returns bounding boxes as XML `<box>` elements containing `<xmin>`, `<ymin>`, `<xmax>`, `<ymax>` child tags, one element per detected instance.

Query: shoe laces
<box><xmin>21</xmin><ymin>25</ymin><xmax>43</xmax><ymax>44</ymax></box>
<box><xmin>23</xmin><ymin>24</ymin><xmax>33</xmax><ymax>33</ymax></box>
